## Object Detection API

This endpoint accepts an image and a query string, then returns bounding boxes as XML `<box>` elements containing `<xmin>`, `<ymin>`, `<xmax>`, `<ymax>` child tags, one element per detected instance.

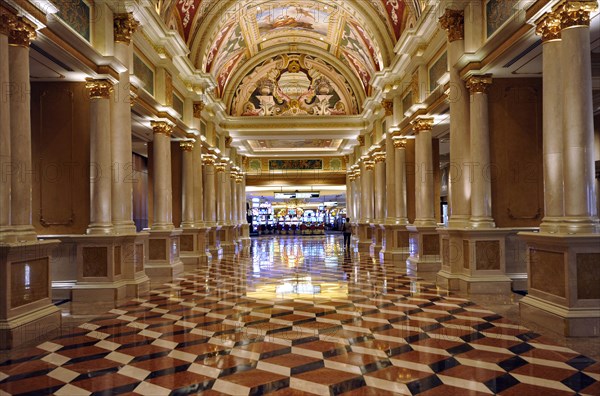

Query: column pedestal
<box><xmin>0</xmin><ymin>240</ymin><xmax>61</xmax><ymax>349</ymax></box>
<box><xmin>372</xmin><ymin>224</ymin><xmax>384</xmax><ymax>254</ymax></box>
<box><xmin>381</xmin><ymin>224</ymin><xmax>410</xmax><ymax>266</ymax></box>
<box><xmin>357</xmin><ymin>224</ymin><xmax>373</xmax><ymax>253</ymax></box>
<box><xmin>39</xmin><ymin>234</ymin><xmax>149</xmax><ymax>315</ymax></box>
<box><xmin>219</xmin><ymin>225</ymin><xmax>237</xmax><ymax>254</ymax></box>
<box><xmin>145</xmin><ymin>229</ymin><xmax>184</xmax><ymax>285</ymax></box>
<box><xmin>406</xmin><ymin>225</ymin><xmax>441</xmax><ymax>274</ymax></box>
<box><xmin>207</xmin><ymin>225</ymin><xmax>222</xmax><ymax>258</ymax></box>
<box><xmin>239</xmin><ymin>224</ymin><xmax>251</xmax><ymax>249</ymax></box>
<box><xmin>180</xmin><ymin>227</ymin><xmax>210</xmax><ymax>270</ymax></box>
<box><xmin>518</xmin><ymin>232</ymin><xmax>600</xmax><ymax>336</ymax></box>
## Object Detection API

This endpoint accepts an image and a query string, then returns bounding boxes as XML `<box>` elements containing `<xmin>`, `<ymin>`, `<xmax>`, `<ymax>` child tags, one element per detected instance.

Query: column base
<box><xmin>9</xmin><ymin>225</ymin><xmax>37</xmax><ymax>242</ymax></box>
<box><xmin>180</xmin><ymin>227</ymin><xmax>211</xmax><ymax>271</ymax></box>
<box><xmin>0</xmin><ymin>239</ymin><xmax>61</xmax><ymax>349</ymax></box>
<box><xmin>86</xmin><ymin>223</ymin><xmax>114</xmax><ymax>235</ymax></box>
<box><xmin>71</xmin><ymin>281</ymin><xmax>129</xmax><ymax>314</ymax></box>
<box><xmin>518</xmin><ymin>232</ymin><xmax>600</xmax><ymax>337</ymax></box>
<box><xmin>406</xmin><ymin>225</ymin><xmax>441</xmax><ymax>275</ymax></box>
<box><xmin>146</xmin><ymin>229</ymin><xmax>184</xmax><ymax>285</ymax></box>
<box><xmin>111</xmin><ymin>221</ymin><xmax>138</xmax><ymax>235</ymax></box>
<box><xmin>239</xmin><ymin>224</ymin><xmax>251</xmax><ymax>249</ymax></box>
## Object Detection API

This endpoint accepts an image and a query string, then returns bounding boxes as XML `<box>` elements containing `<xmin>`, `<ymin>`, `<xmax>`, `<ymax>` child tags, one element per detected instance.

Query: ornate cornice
<box><xmin>393</xmin><ymin>137</ymin><xmax>407</xmax><ymax>149</ymax></box>
<box><xmin>8</xmin><ymin>17</ymin><xmax>36</xmax><ymax>47</ymax></box>
<box><xmin>151</xmin><ymin>121</ymin><xmax>173</xmax><ymax>136</ymax></box>
<box><xmin>536</xmin><ymin>12</ymin><xmax>562</xmax><ymax>42</ymax></box>
<box><xmin>382</xmin><ymin>100</ymin><xmax>393</xmax><ymax>117</ymax></box>
<box><xmin>466</xmin><ymin>75</ymin><xmax>493</xmax><ymax>94</ymax></box>
<box><xmin>439</xmin><ymin>9</ymin><xmax>464</xmax><ymax>42</ymax></box>
<box><xmin>412</xmin><ymin>117</ymin><xmax>434</xmax><ymax>133</ymax></box>
<box><xmin>357</xmin><ymin>135</ymin><xmax>365</xmax><ymax>146</ymax></box>
<box><xmin>114</xmin><ymin>13</ymin><xmax>139</xmax><ymax>44</ymax></box>
<box><xmin>558</xmin><ymin>0</ymin><xmax>598</xmax><ymax>29</ymax></box>
<box><xmin>180</xmin><ymin>140</ymin><xmax>195</xmax><ymax>151</ymax></box>
<box><xmin>193</xmin><ymin>101</ymin><xmax>205</xmax><ymax>118</ymax></box>
<box><xmin>85</xmin><ymin>79</ymin><xmax>113</xmax><ymax>99</ymax></box>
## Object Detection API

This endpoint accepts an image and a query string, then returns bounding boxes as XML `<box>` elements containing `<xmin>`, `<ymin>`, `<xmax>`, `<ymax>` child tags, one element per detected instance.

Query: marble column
<box><xmin>385</xmin><ymin>133</ymin><xmax>396</xmax><ymax>223</ymax></box>
<box><xmin>559</xmin><ymin>1</ymin><xmax>599</xmax><ymax>233</ymax></box>
<box><xmin>373</xmin><ymin>152</ymin><xmax>386</xmax><ymax>223</ymax></box>
<box><xmin>440</xmin><ymin>9</ymin><xmax>471</xmax><ymax>228</ymax></box>
<box><xmin>8</xmin><ymin>17</ymin><xmax>36</xmax><ymax>240</ymax></box>
<box><xmin>216</xmin><ymin>161</ymin><xmax>227</xmax><ymax>225</ymax></box>
<box><xmin>151</xmin><ymin>121</ymin><xmax>174</xmax><ymax>230</ymax></box>
<box><xmin>230</xmin><ymin>169</ymin><xmax>238</xmax><ymax>226</ymax></box>
<box><xmin>393</xmin><ymin>137</ymin><xmax>409</xmax><ymax>224</ymax></box>
<box><xmin>180</xmin><ymin>140</ymin><xmax>195</xmax><ymax>228</ymax></box>
<box><xmin>86</xmin><ymin>79</ymin><xmax>114</xmax><ymax>234</ymax></box>
<box><xmin>466</xmin><ymin>75</ymin><xmax>495</xmax><ymax>228</ymax></box>
<box><xmin>0</xmin><ymin>13</ymin><xmax>11</xmax><ymax>240</ymax></box>
<box><xmin>362</xmin><ymin>159</ymin><xmax>375</xmax><ymax>223</ymax></box>
<box><xmin>192</xmin><ymin>140</ymin><xmax>204</xmax><ymax>227</ymax></box>
<box><xmin>354</xmin><ymin>167</ymin><xmax>361</xmax><ymax>223</ymax></box>
<box><xmin>413</xmin><ymin>118</ymin><xmax>436</xmax><ymax>226</ymax></box>
<box><xmin>203</xmin><ymin>155</ymin><xmax>217</xmax><ymax>225</ymax></box>
<box><xmin>111</xmin><ymin>13</ymin><xmax>139</xmax><ymax>234</ymax></box>
<box><xmin>537</xmin><ymin>13</ymin><xmax>564</xmax><ymax>232</ymax></box>
<box><xmin>346</xmin><ymin>171</ymin><xmax>353</xmax><ymax>221</ymax></box>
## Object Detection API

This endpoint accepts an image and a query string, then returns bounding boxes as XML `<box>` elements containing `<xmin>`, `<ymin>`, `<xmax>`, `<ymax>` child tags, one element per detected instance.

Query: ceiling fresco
<box><xmin>248</xmin><ymin>139</ymin><xmax>343</xmax><ymax>152</ymax></box>
<box><xmin>230</xmin><ymin>54</ymin><xmax>358</xmax><ymax>116</ymax></box>
<box><xmin>157</xmin><ymin>0</ymin><xmax>424</xmax><ymax>114</ymax></box>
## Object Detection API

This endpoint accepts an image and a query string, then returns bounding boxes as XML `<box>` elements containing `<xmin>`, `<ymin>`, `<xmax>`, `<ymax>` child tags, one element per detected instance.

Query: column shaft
<box><xmin>231</xmin><ymin>172</ymin><xmax>238</xmax><ymax>225</ymax></box>
<box><xmin>216</xmin><ymin>163</ymin><xmax>226</xmax><ymax>224</ymax></box>
<box><xmin>467</xmin><ymin>76</ymin><xmax>494</xmax><ymax>228</ymax></box>
<box><xmin>151</xmin><ymin>122</ymin><xmax>173</xmax><ymax>230</ymax></box>
<box><xmin>111</xmin><ymin>41</ymin><xmax>136</xmax><ymax>233</ymax></box>
<box><xmin>203</xmin><ymin>159</ymin><xmax>216</xmax><ymax>225</ymax></box>
<box><xmin>394</xmin><ymin>139</ymin><xmax>409</xmax><ymax>223</ymax></box>
<box><xmin>86</xmin><ymin>80</ymin><xmax>113</xmax><ymax>234</ymax></box>
<box><xmin>0</xmin><ymin>26</ymin><xmax>10</xmax><ymax>238</ymax></box>
<box><xmin>8</xmin><ymin>20</ymin><xmax>36</xmax><ymax>239</ymax></box>
<box><xmin>413</xmin><ymin>119</ymin><xmax>436</xmax><ymax>226</ymax></box>
<box><xmin>374</xmin><ymin>155</ymin><xmax>386</xmax><ymax>222</ymax></box>
<box><xmin>561</xmin><ymin>13</ymin><xmax>598</xmax><ymax>231</ymax></box>
<box><xmin>180</xmin><ymin>141</ymin><xmax>195</xmax><ymax>227</ymax></box>
<box><xmin>385</xmin><ymin>134</ymin><xmax>396</xmax><ymax>222</ymax></box>
<box><xmin>541</xmin><ymin>36</ymin><xmax>564</xmax><ymax>230</ymax></box>
<box><xmin>192</xmin><ymin>142</ymin><xmax>204</xmax><ymax>226</ymax></box>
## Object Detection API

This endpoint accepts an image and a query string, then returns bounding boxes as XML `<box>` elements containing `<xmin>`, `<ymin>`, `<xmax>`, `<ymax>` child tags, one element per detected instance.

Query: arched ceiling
<box><xmin>159</xmin><ymin>0</ymin><xmax>420</xmax><ymax>115</ymax></box>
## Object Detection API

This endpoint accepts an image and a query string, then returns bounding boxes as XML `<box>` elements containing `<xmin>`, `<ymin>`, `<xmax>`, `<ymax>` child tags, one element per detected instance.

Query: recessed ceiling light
<box><xmin>257</xmin><ymin>6</ymin><xmax>261</xmax><ymax>10</ymax></box>
<box><xmin>263</xmin><ymin>38</ymin><xmax>266</xmax><ymax>41</ymax></box>
<box><xmin>320</xmin><ymin>37</ymin><xmax>324</xmax><ymax>41</ymax></box>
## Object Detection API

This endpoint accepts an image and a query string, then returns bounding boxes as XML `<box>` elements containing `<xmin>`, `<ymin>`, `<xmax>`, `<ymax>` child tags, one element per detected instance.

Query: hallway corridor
<box><xmin>0</xmin><ymin>236</ymin><xmax>599</xmax><ymax>395</ymax></box>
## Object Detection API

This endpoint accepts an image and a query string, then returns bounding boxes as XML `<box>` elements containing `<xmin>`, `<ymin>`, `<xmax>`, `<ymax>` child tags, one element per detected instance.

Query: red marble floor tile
<box><xmin>498</xmin><ymin>383</ymin><xmax>576</xmax><ymax>395</ymax></box>
<box><xmin>510</xmin><ymin>363</ymin><xmax>577</xmax><ymax>381</ymax></box>
<box><xmin>130</xmin><ymin>356</ymin><xmax>188</xmax><ymax>372</ymax></box>
<box><xmin>364</xmin><ymin>365</ymin><xmax>432</xmax><ymax>383</ymax></box>
<box><xmin>458</xmin><ymin>349</ymin><xmax>513</xmax><ymax>363</ymax></box>
<box><xmin>435</xmin><ymin>364</ymin><xmax>502</xmax><ymax>382</ymax></box>
<box><xmin>389</xmin><ymin>350</ymin><xmax>448</xmax><ymax>365</ymax></box>
<box><xmin>0</xmin><ymin>375</ymin><xmax>65</xmax><ymax>394</ymax></box>
<box><xmin>417</xmin><ymin>384</ymin><xmax>491</xmax><ymax>396</ymax></box>
<box><xmin>57</xmin><ymin>345</ymin><xmax>111</xmax><ymax>359</ymax></box>
<box><xmin>340</xmin><ymin>387</ymin><xmax>404</xmax><ymax>395</ymax></box>
<box><xmin>146</xmin><ymin>370</ymin><xmax>214</xmax><ymax>390</ymax></box>
<box><xmin>73</xmin><ymin>373</ymin><xmax>140</xmax><ymax>392</ymax></box>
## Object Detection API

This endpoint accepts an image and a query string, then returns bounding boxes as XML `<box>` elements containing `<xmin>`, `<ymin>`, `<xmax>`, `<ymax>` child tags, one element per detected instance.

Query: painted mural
<box><xmin>249</xmin><ymin>139</ymin><xmax>342</xmax><ymax>151</ymax></box>
<box><xmin>269</xmin><ymin>159</ymin><xmax>323</xmax><ymax>170</ymax></box>
<box><xmin>57</xmin><ymin>0</ymin><xmax>91</xmax><ymax>41</ymax></box>
<box><xmin>486</xmin><ymin>0</ymin><xmax>519</xmax><ymax>37</ymax></box>
<box><xmin>257</xmin><ymin>6</ymin><xmax>330</xmax><ymax>36</ymax></box>
<box><xmin>429</xmin><ymin>51</ymin><xmax>448</xmax><ymax>93</ymax></box>
<box><xmin>133</xmin><ymin>53</ymin><xmax>154</xmax><ymax>96</ymax></box>
<box><xmin>231</xmin><ymin>54</ymin><xmax>358</xmax><ymax>117</ymax></box>
<box><xmin>341</xmin><ymin>51</ymin><xmax>371</xmax><ymax>95</ymax></box>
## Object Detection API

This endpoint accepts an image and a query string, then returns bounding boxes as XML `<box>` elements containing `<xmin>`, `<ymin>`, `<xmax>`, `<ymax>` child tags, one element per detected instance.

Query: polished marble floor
<box><xmin>1</xmin><ymin>236</ymin><xmax>599</xmax><ymax>395</ymax></box>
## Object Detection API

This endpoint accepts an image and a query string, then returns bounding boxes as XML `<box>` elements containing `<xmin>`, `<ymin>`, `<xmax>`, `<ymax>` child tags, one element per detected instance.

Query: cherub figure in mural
<box><xmin>295</xmin><ymin>7</ymin><xmax>315</xmax><ymax>20</ymax></box>
<box><xmin>241</xmin><ymin>102</ymin><xmax>261</xmax><ymax>116</ymax></box>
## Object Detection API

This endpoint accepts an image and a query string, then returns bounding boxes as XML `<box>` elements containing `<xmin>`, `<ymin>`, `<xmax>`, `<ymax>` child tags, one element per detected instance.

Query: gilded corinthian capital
<box><xmin>114</xmin><ymin>13</ymin><xmax>139</xmax><ymax>44</ymax></box>
<box><xmin>439</xmin><ymin>9</ymin><xmax>464</xmax><ymax>42</ymax></box>
<box><xmin>8</xmin><ymin>16</ymin><xmax>36</xmax><ymax>47</ymax></box>
<box><xmin>466</xmin><ymin>75</ymin><xmax>493</xmax><ymax>94</ymax></box>
<box><xmin>85</xmin><ymin>79</ymin><xmax>113</xmax><ymax>99</ymax></box>
<box><xmin>412</xmin><ymin>117</ymin><xmax>434</xmax><ymax>133</ymax></box>
<box><xmin>536</xmin><ymin>12</ymin><xmax>562</xmax><ymax>42</ymax></box>
<box><xmin>558</xmin><ymin>0</ymin><xmax>598</xmax><ymax>29</ymax></box>
<box><xmin>151</xmin><ymin>121</ymin><xmax>173</xmax><ymax>136</ymax></box>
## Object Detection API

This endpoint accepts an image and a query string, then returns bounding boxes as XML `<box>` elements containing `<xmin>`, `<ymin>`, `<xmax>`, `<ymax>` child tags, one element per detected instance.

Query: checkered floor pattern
<box><xmin>1</xmin><ymin>236</ymin><xmax>598</xmax><ymax>395</ymax></box>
